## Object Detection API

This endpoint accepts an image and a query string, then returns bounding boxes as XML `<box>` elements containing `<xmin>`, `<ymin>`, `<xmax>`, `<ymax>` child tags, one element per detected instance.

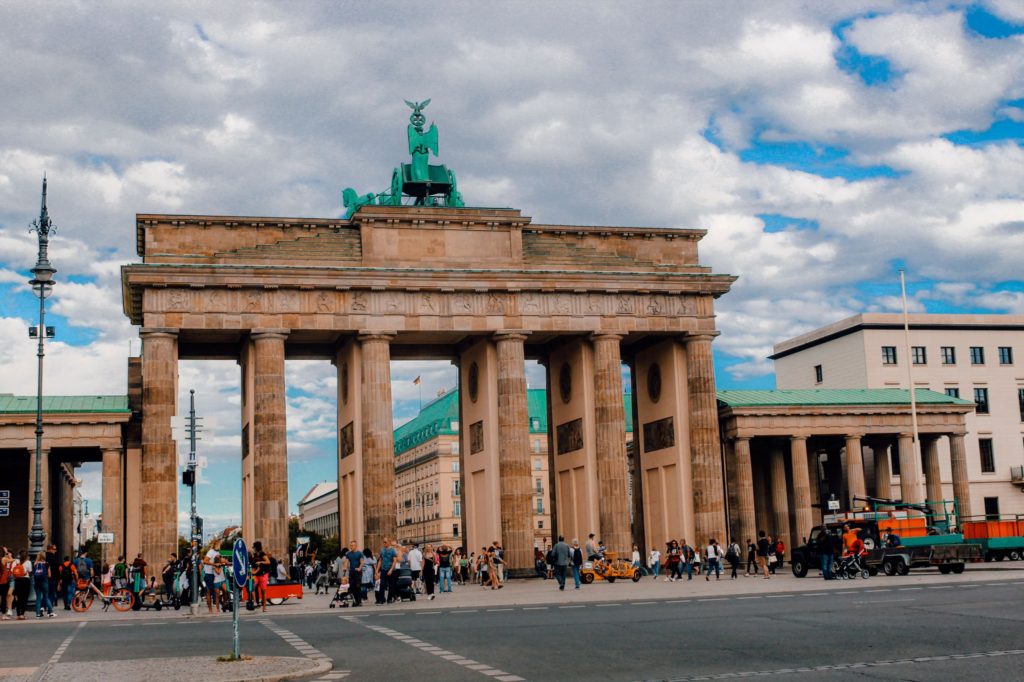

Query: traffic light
<box><xmin>182</xmin><ymin>469</ymin><xmax>195</xmax><ymax>486</ymax></box>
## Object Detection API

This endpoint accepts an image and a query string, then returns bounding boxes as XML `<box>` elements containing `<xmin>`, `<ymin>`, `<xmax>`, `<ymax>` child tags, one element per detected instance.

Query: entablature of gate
<box><xmin>718</xmin><ymin>403</ymin><xmax>973</xmax><ymax>441</ymax></box>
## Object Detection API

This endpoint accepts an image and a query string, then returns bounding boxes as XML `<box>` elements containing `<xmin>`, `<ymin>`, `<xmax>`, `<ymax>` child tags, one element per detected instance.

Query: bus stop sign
<box><xmin>232</xmin><ymin>539</ymin><xmax>249</xmax><ymax>589</ymax></box>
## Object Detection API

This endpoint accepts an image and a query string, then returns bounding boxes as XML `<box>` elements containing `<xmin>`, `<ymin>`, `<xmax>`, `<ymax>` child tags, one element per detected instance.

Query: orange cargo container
<box><xmin>962</xmin><ymin>521</ymin><xmax>988</xmax><ymax>540</ymax></box>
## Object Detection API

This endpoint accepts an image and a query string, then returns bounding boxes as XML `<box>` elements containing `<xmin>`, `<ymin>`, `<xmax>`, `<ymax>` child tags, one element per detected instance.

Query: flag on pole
<box><xmin>413</xmin><ymin>376</ymin><xmax>421</xmax><ymax>385</ymax></box>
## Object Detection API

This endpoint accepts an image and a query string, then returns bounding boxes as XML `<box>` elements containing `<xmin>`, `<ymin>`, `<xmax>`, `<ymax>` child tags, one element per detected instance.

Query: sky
<box><xmin>1</xmin><ymin>1</ymin><xmax>1022</xmax><ymax>537</ymax></box>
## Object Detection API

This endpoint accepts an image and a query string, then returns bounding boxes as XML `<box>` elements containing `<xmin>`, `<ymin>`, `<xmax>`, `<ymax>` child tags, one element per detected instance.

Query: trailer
<box><xmin>961</xmin><ymin>515</ymin><xmax>1024</xmax><ymax>562</ymax></box>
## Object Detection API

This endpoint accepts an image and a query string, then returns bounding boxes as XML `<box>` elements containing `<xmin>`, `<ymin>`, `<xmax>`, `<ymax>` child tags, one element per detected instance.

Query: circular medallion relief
<box><xmin>341</xmin><ymin>362</ymin><xmax>349</xmax><ymax>406</ymax></box>
<box><xmin>468</xmin><ymin>362</ymin><xmax>479</xmax><ymax>403</ymax></box>
<box><xmin>647</xmin><ymin>363</ymin><xmax>662</xmax><ymax>404</ymax></box>
<box><xmin>559</xmin><ymin>362</ymin><xmax>572</xmax><ymax>404</ymax></box>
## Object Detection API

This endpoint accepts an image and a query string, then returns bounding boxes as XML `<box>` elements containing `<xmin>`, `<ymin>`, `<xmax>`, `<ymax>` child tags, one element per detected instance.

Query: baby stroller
<box><xmin>395</xmin><ymin>565</ymin><xmax>417</xmax><ymax>602</ymax></box>
<box><xmin>328</xmin><ymin>579</ymin><xmax>355</xmax><ymax>608</ymax></box>
<box><xmin>836</xmin><ymin>552</ymin><xmax>870</xmax><ymax>580</ymax></box>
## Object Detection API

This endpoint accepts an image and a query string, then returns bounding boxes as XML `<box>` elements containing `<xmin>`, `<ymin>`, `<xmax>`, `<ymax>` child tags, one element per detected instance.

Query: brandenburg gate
<box><xmin>120</xmin><ymin>103</ymin><xmax>735</xmax><ymax>573</ymax></box>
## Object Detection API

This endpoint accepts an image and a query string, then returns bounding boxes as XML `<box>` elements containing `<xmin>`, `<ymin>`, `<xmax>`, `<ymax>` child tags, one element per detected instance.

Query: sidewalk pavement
<box><xmin>4</xmin><ymin>656</ymin><xmax>328</xmax><ymax>682</ymax></box>
<box><xmin>6</xmin><ymin>561</ymin><xmax>1021</xmax><ymax>625</ymax></box>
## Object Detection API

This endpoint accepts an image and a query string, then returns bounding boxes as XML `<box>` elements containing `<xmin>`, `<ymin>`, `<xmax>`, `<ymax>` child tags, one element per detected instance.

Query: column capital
<box><xmin>493</xmin><ymin>330</ymin><xmax>530</xmax><ymax>343</ymax></box>
<box><xmin>734</xmin><ymin>435</ymin><xmax>751</xmax><ymax>443</ymax></box>
<box><xmin>251</xmin><ymin>328</ymin><xmax>290</xmax><ymax>341</ymax></box>
<box><xmin>790</xmin><ymin>435</ymin><xmax>808</xmax><ymax>442</ymax></box>
<box><xmin>685</xmin><ymin>331</ymin><xmax>720</xmax><ymax>344</ymax></box>
<box><xmin>357</xmin><ymin>331</ymin><xmax>396</xmax><ymax>343</ymax></box>
<box><xmin>845</xmin><ymin>433</ymin><xmax>864</xmax><ymax>441</ymax></box>
<box><xmin>897</xmin><ymin>432</ymin><xmax>914</xmax><ymax>440</ymax></box>
<box><xmin>590</xmin><ymin>331</ymin><xmax>624</xmax><ymax>342</ymax></box>
<box><xmin>948</xmin><ymin>431</ymin><xmax>968</xmax><ymax>439</ymax></box>
<box><xmin>139</xmin><ymin>327</ymin><xmax>178</xmax><ymax>339</ymax></box>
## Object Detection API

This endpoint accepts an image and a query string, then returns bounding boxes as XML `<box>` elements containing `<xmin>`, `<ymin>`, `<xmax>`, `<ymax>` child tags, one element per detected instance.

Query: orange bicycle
<box><xmin>72</xmin><ymin>579</ymin><xmax>134</xmax><ymax>612</ymax></box>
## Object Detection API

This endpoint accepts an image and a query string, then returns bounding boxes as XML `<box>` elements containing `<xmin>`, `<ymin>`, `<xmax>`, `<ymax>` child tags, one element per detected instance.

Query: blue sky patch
<box><xmin>944</xmin><ymin>118</ymin><xmax>1024</xmax><ymax>146</ymax></box>
<box><xmin>758</xmin><ymin>213</ymin><xmax>819</xmax><ymax>233</ymax></box>
<box><xmin>740</xmin><ymin>139</ymin><xmax>902</xmax><ymax>180</ymax></box>
<box><xmin>2</xmin><ymin>285</ymin><xmax>99</xmax><ymax>345</ymax></box>
<box><xmin>832</xmin><ymin>13</ymin><xmax>902</xmax><ymax>87</ymax></box>
<box><xmin>965</xmin><ymin>6</ymin><xmax>1024</xmax><ymax>39</ymax></box>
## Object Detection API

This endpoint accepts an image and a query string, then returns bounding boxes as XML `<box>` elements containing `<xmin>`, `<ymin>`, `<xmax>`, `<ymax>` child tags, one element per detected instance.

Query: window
<box><xmin>999</xmin><ymin>347</ymin><xmax>1013</xmax><ymax>365</ymax></box>
<box><xmin>944</xmin><ymin>387</ymin><xmax>960</xmax><ymax>399</ymax></box>
<box><xmin>941</xmin><ymin>346</ymin><xmax>956</xmax><ymax>365</ymax></box>
<box><xmin>882</xmin><ymin>346</ymin><xmax>897</xmax><ymax>365</ymax></box>
<box><xmin>453</xmin><ymin>523</ymin><xmax>459</xmax><ymax>537</ymax></box>
<box><xmin>983</xmin><ymin>496</ymin><xmax>1000</xmax><ymax>520</ymax></box>
<box><xmin>453</xmin><ymin>501</ymin><xmax>461</xmax><ymax>516</ymax></box>
<box><xmin>452</xmin><ymin>480</ymin><xmax>461</xmax><ymax>497</ymax></box>
<box><xmin>451</xmin><ymin>460</ymin><xmax>460</xmax><ymax>472</ymax></box>
<box><xmin>1019</xmin><ymin>388</ymin><xmax>1024</xmax><ymax>422</ymax></box>
<box><xmin>536</xmin><ymin>498</ymin><xmax>544</xmax><ymax>513</ymax></box>
<box><xmin>912</xmin><ymin>346</ymin><xmax>927</xmax><ymax>365</ymax></box>
<box><xmin>979</xmin><ymin>438</ymin><xmax>995</xmax><ymax>473</ymax></box>
<box><xmin>974</xmin><ymin>387</ymin><xmax>989</xmax><ymax>414</ymax></box>
<box><xmin>890</xmin><ymin>449</ymin><xmax>900</xmax><ymax>476</ymax></box>
<box><xmin>535</xmin><ymin>478</ymin><xmax>543</xmax><ymax>494</ymax></box>
<box><xmin>970</xmin><ymin>346</ymin><xmax>984</xmax><ymax>365</ymax></box>
<box><xmin>538</xmin><ymin>520</ymin><xmax>544</xmax><ymax>529</ymax></box>
<box><xmin>533</xmin><ymin>457</ymin><xmax>542</xmax><ymax>470</ymax></box>
<box><xmin>450</xmin><ymin>420</ymin><xmax>459</xmax><ymax>432</ymax></box>
<box><xmin>814</xmin><ymin>364</ymin><xmax>823</xmax><ymax>383</ymax></box>
<box><xmin>531</xmin><ymin>417</ymin><xmax>541</xmax><ymax>430</ymax></box>
<box><xmin>533</xmin><ymin>440</ymin><xmax>542</xmax><ymax>454</ymax></box>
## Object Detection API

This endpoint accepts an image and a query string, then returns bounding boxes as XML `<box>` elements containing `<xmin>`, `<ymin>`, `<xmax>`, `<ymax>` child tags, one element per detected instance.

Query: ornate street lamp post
<box><xmin>28</xmin><ymin>177</ymin><xmax>57</xmax><ymax>555</ymax></box>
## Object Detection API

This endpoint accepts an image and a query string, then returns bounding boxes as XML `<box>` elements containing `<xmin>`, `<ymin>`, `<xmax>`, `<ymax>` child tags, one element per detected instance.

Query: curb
<box><xmin>246</xmin><ymin>657</ymin><xmax>332</xmax><ymax>682</ymax></box>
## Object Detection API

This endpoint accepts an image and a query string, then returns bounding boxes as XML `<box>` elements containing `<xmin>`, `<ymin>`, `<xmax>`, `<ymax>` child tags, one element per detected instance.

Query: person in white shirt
<box><xmin>203</xmin><ymin>547</ymin><xmax>220</xmax><ymax>613</ymax></box>
<box><xmin>648</xmin><ymin>548</ymin><xmax>661</xmax><ymax>580</ymax></box>
<box><xmin>408</xmin><ymin>544</ymin><xmax>424</xmax><ymax>592</ymax></box>
<box><xmin>705</xmin><ymin>539</ymin><xmax>722</xmax><ymax>581</ymax></box>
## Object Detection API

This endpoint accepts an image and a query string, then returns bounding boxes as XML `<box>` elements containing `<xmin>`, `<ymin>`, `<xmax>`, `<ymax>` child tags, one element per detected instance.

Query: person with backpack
<box><xmin>58</xmin><ymin>555</ymin><xmax>78</xmax><ymax>610</ymax></box>
<box><xmin>11</xmin><ymin>550</ymin><xmax>32</xmax><ymax>620</ymax></box>
<box><xmin>74</xmin><ymin>549</ymin><xmax>94</xmax><ymax>588</ymax></box>
<box><xmin>680</xmin><ymin>539</ymin><xmax>696</xmax><ymax>580</ymax></box>
<box><xmin>33</xmin><ymin>552</ymin><xmax>54</xmax><ymax>618</ymax></box>
<box><xmin>726</xmin><ymin>539</ymin><xmax>742</xmax><ymax>580</ymax></box>
<box><xmin>571</xmin><ymin>538</ymin><xmax>584</xmax><ymax>589</ymax></box>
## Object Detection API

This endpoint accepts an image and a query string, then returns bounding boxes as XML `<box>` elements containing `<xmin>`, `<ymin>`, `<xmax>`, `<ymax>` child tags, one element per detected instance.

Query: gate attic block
<box><xmin>122</xmin><ymin>204</ymin><xmax>736</xmax><ymax>570</ymax></box>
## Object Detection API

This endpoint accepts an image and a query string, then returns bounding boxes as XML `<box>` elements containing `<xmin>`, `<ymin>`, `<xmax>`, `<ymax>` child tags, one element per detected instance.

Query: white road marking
<box><xmin>259</xmin><ymin>618</ymin><xmax>340</xmax><ymax>680</ymax></box>
<box><xmin>32</xmin><ymin>621</ymin><xmax>86</xmax><ymax>682</ymax></box>
<box><xmin>344</xmin><ymin>616</ymin><xmax>525</xmax><ymax>680</ymax></box>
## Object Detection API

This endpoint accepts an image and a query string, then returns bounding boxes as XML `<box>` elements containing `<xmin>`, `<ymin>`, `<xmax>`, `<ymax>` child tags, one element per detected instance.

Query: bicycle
<box><xmin>72</xmin><ymin>579</ymin><xmax>134</xmax><ymax>612</ymax></box>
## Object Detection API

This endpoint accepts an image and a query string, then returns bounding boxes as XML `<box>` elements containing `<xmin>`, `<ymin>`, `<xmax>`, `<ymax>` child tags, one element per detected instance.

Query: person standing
<box><xmin>422</xmin><ymin>545</ymin><xmax>436</xmax><ymax>600</ymax></box>
<box><xmin>0</xmin><ymin>547</ymin><xmax>12</xmax><ymax>619</ymax></box>
<box><xmin>551</xmin><ymin>536</ymin><xmax>571</xmax><ymax>591</ymax></box>
<box><xmin>377</xmin><ymin>538</ymin><xmax>398</xmax><ymax>604</ymax></box>
<box><xmin>745</xmin><ymin>538</ymin><xmax>756</xmax><ymax>576</ymax></box>
<box><xmin>775</xmin><ymin>537</ymin><xmax>786</xmax><ymax>570</ymax></box>
<box><xmin>817</xmin><ymin>528</ymin><xmax>835</xmax><ymax>580</ymax></box>
<box><xmin>251</xmin><ymin>541</ymin><xmax>271</xmax><ymax>613</ymax></box>
<box><xmin>45</xmin><ymin>544</ymin><xmax>60</xmax><ymax>608</ymax></box>
<box><xmin>492</xmin><ymin>541</ymin><xmax>504</xmax><ymax>584</ymax></box>
<box><xmin>33</xmin><ymin>552</ymin><xmax>54</xmax><ymax>618</ymax></box>
<box><xmin>162</xmin><ymin>553</ymin><xmax>178</xmax><ymax>602</ymax></box>
<box><xmin>203</xmin><ymin>544</ymin><xmax>220</xmax><ymax>613</ymax></box>
<box><xmin>666</xmin><ymin>540</ymin><xmax>681</xmax><ymax>582</ymax></box>
<box><xmin>570</xmin><ymin>539</ymin><xmax>584</xmax><ymax>589</ymax></box>
<box><xmin>58</xmin><ymin>555</ymin><xmax>77</xmax><ymax>610</ymax></box>
<box><xmin>360</xmin><ymin>548</ymin><xmax>376</xmax><ymax>602</ymax></box>
<box><xmin>436</xmin><ymin>543</ymin><xmax>453</xmax><ymax>593</ymax></box>
<box><xmin>631</xmin><ymin>545</ymin><xmax>642</xmax><ymax>574</ymax></box>
<box><xmin>704</xmin><ymin>539</ymin><xmax>722</xmax><ymax>581</ymax></box>
<box><xmin>408</xmin><ymin>543</ymin><xmax>423</xmax><ymax>593</ymax></box>
<box><xmin>680</xmin><ymin>539</ymin><xmax>695</xmax><ymax>581</ymax></box>
<box><xmin>649</xmin><ymin>546</ymin><xmax>661</xmax><ymax>580</ymax></box>
<box><xmin>12</xmin><ymin>550</ymin><xmax>32</xmax><ymax>620</ymax></box>
<box><xmin>756</xmin><ymin>531</ymin><xmax>771</xmax><ymax>578</ymax></box>
<box><xmin>342</xmin><ymin>540</ymin><xmax>364</xmax><ymax>607</ymax></box>
<box><xmin>726</xmin><ymin>539</ymin><xmax>742</xmax><ymax>580</ymax></box>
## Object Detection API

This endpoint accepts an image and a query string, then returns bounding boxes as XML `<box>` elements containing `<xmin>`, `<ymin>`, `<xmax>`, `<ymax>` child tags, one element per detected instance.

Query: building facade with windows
<box><xmin>297</xmin><ymin>481</ymin><xmax>341</xmax><ymax>538</ymax></box>
<box><xmin>772</xmin><ymin>313</ymin><xmax>1024</xmax><ymax>517</ymax></box>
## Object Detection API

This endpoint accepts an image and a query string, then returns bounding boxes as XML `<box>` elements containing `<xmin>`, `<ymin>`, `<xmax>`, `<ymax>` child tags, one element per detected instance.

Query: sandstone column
<box><xmin>949</xmin><ymin>432</ymin><xmax>972</xmax><ymax>520</ymax></box>
<box><xmin>733</xmin><ymin>437</ymin><xmax>757</xmax><ymax>545</ymax></box>
<box><xmin>592</xmin><ymin>333</ymin><xmax>631</xmax><ymax>554</ymax></box>
<box><xmin>685</xmin><ymin>333</ymin><xmax>727</xmax><ymax>545</ymax></box>
<box><xmin>102</xmin><ymin>447</ymin><xmax>123</xmax><ymax>566</ymax></box>
<box><xmin>769</xmin><ymin>443</ymin><xmax>791</xmax><ymax>549</ymax></box>
<box><xmin>897</xmin><ymin>433</ymin><xmax>923</xmax><ymax>505</ymax></box>
<box><xmin>844</xmin><ymin>434</ymin><xmax>866</xmax><ymax>504</ymax></box>
<box><xmin>790</xmin><ymin>436</ymin><xmax>813</xmax><ymax>546</ymax></box>
<box><xmin>922</xmin><ymin>435</ymin><xmax>944</xmax><ymax>519</ymax></box>
<box><xmin>360</xmin><ymin>332</ymin><xmax>397</xmax><ymax>552</ymax></box>
<box><xmin>873</xmin><ymin>443</ymin><xmax>893</xmax><ymax>499</ymax></box>
<box><xmin>495</xmin><ymin>331</ymin><xmax>533</xmax><ymax>576</ymax></box>
<box><xmin>251</xmin><ymin>329</ymin><xmax>289</xmax><ymax>560</ymax></box>
<box><xmin>140</xmin><ymin>329</ymin><xmax>178</xmax><ymax>564</ymax></box>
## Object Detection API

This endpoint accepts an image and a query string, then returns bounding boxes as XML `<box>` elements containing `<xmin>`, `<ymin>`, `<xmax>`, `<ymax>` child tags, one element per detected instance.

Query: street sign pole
<box><xmin>232</xmin><ymin>538</ymin><xmax>249</xmax><ymax>660</ymax></box>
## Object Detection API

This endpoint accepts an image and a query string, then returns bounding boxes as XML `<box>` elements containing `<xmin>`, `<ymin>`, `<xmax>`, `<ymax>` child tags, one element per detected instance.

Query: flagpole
<box><xmin>899</xmin><ymin>269</ymin><xmax>922</xmax><ymax>507</ymax></box>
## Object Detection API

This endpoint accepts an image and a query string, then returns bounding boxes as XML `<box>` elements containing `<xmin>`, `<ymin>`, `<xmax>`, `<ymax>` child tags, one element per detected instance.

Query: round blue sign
<box><xmin>232</xmin><ymin>538</ymin><xmax>249</xmax><ymax>588</ymax></box>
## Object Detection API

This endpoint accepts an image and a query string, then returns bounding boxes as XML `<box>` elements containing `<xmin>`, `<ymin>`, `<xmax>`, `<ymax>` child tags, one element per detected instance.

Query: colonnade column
<box><xmin>685</xmin><ymin>333</ymin><xmax>727</xmax><ymax>545</ymax></box>
<box><xmin>897</xmin><ymin>433</ymin><xmax>924</xmax><ymax>505</ymax></box>
<box><xmin>592</xmin><ymin>333</ymin><xmax>631</xmax><ymax>554</ymax></box>
<box><xmin>844</xmin><ymin>434</ymin><xmax>866</xmax><ymax>504</ymax></box>
<box><xmin>359</xmin><ymin>332</ymin><xmax>397</xmax><ymax>553</ymax></box>
<box><xmin>101</xmin><ymin>447</ymin><xmax>123</xmax><ymax>567</ymax></box>
<box><xmin>873</xmin><ymin>443</ymin><xmax>893</xmax><ymax>499</ymax></box>
<box><xmin>949</xmin><ymin>432</ymin><xmax>972</xmax><ymax>519</ymax></box>
<box><xmin>790</xmin><ymin>436</ymin><xmax>813</xmax><ymax>546</ymax></box>
<box><xmin>252</xmin><ymin>329</ymin><xmax>289</xmax><ymax>560</ymax></box>
<box><xmin>922</xmin><ymin>436</ymin><xmax>943</xmax><ymax>517</ymax></box>
<box><xmin>494</xmin><ymin>331</ymin><xmax>533</xmax><ymax>576</ymax></box>
<box><xmin>769</xmin><ymin>444</ymin><xmax>791</xmax><ymax>550</ymax></box>
<box><xmin>733</xmin><ymin>437</ymin><xmax>757</xmax><ymax>545</ymax></box>
<box><xmin>139</xmin><ymin>328</ymin><xmax>178</xmax><ymax>564</ymax></box>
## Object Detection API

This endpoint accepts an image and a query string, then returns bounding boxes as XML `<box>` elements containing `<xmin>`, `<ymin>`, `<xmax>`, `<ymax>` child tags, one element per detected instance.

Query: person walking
<box><xmin>422</xmin><ymin>545</ymin><xmax>436</xmax><ymax>600</ymax></box>
<box><xmin>666</xmin><ymin>540</ymin><xmax>681</xmax><ymax>582</ymax></box>
<box><xmin>360</xmin><ymin>548</ymin><xmax>376</xmax><ymax>601</ymax></box>
<box><xmin>726</xmin><ymin>539</ymin><xmax>742</xmax><ymax>580</ymax></box>
<box><xmin>704</xmin><ymin>539</ymin><xmax>722</xmax><ymax>581</ymax></box>
<box><xmin>0</xmin><ymin>547</ymin><xmax>12</xmax><ymax>620</ymax></box>
<box><xmin>57</xmin><ymin>555</ymin><xmax>77</xmax><ymax>610</ymax></box>
<box><xmin>551</xmin><ymin>536</ymin><xmax>571</xmax><ymax>590</ymax></box>
<box><xmin>817</xmin><ymin>528</ymin><xmax>835</xmax><ymax>580</ymax></box>
<box><xmin>12</xmin><ymin>550</ymin><xmax>32</xmax><ymax>620</ymax></box>
<box><xmin>436</xmin><ymin>543</ymin><xmax>453</xmax><ymax>593</ymax></box>
<box><xmin>342</xmin><ymin>540</ymin><xmax>364</xmax><ymax>607</ymax></box>
<box><xmin>408</xmin><ymin>543</ymin><xmax>423</xmax><ymax>593</ymax></box>
<box><xmin>251</xmin><ymin>542</ymin><xmax>271</xmax><ymax>612</ymax></box>
<box><xmin>680</xmin><ymin>539</ymin><xmax>695</xmax><ymax>581</ymax></box>
<box><xmin>570</xmin><ymin>539</ymin><xmax>584</xmax><ymax>589</ymax></box>
<box><xmin>631</xmin><ymin>545</ymin><xmax>642</xmax><ymax>574</ymax></box>
<box><xmin>377</xmin><ymin>538</ymin><xmax>398</xmax><ymax>604</ymax></box>
<box><xmin>756</xmin><ymin>531</ymin><xmax>771</xmax><ymax>578</ymax></box>
<box><xmin>33</xmin><ymin>552</ymin><xmax>54</xmax><ymax>618</ymax></box>
<box><xmin>45</xmin><ymin>544</ymin><xmax>60</xmax><ymax>608</ymax></box>
<box><xmin>745</xmin><ymin>538</ymin><xmax>756</xmax><ymax>576</ymax></box>
<box><xmin>485</xmin><ymin>546</ymin><xmax>502</xmax><ymax>590</ymax></box>
<box><xmin>649</xmin><ymin>546</ymin><xmax>661</xmax><ymax>580</ymax></box>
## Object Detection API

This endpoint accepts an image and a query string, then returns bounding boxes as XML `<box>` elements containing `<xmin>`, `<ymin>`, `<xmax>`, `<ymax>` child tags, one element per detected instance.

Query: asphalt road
<box><xmin>4</xmin><ymin>578</ymin><xmax>1023</xmax><ymax>681</ymax></box>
